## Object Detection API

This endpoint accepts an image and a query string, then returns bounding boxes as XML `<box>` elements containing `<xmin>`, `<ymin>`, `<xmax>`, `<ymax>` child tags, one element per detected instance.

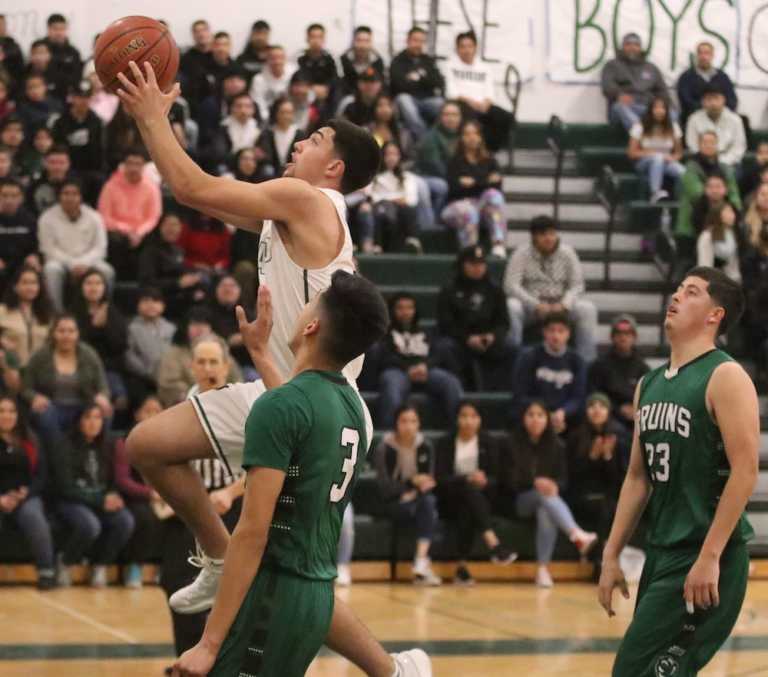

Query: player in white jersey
<box><xmin>117</xmin><ymin>62</ymin><xmax>431</xmax><ymax>677</ymax></box>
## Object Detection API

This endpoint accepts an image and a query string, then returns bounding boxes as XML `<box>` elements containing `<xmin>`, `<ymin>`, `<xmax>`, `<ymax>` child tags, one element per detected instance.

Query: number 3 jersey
<box><xmin>637</xmin><ymin>348</ymin><xmax>753</xmax><ymax>549</ymax></box>
<box><xmin>242</xmin><ymin>370</ymin><xmax>368</xmax><ymax>581</ymax></box>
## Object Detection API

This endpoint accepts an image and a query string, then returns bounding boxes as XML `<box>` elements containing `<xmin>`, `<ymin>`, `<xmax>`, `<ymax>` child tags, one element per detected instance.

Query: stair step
<box><xmin>585</xmin><ymin>291</ymin><xmax>664</xmax><ymax>313</ymax></box>
<box><xmin>503</xmin><ymin>202</ymin><xmax>608</xmax><ymax>221</ymax></box>
<box><xmin>507</xmin><ymin>219</ymin><xmax>640</xmax><ymax>234</ymax></box>
<box><xmin>504</xmin><ymin>191</ymin><xmax>598</xmax><ymax>205</ymax></box>
<box><xmin>502</xmin><ymin>176</ymin><xmax>596</xmax><ymax>194</ymax></box>
<box><xmin>507</xmin><ymin>229</ymin><xmax>643</xmax><ymax>252</ymax></box>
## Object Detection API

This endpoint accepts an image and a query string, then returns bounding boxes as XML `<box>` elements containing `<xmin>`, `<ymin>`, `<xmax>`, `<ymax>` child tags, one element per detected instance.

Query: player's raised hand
<box><xmin>683</xmin><ymin>554</ymin><xmax>720</xmax><ymax>613</ymax></box>
<box><xmin>598</xmin><ymin>557</ymin><xmax>629</xmax><ymax>617</ymax></box>
<box><xmin>236</xmin><ymin>284</ymin><xmax>273</xmax><ymax>356</ymax></box>
<box><xmin>116</xmin><ymin>60</ymin><xmax>180</xmax><ymax>122</ymax></box>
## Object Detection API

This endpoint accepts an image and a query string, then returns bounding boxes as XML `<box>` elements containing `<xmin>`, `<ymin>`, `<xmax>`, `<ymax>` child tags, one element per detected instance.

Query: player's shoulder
<box><xmin>708</xmin><ymin>357</ymin><xmax>753</xmax><ymax>391</ymax></box>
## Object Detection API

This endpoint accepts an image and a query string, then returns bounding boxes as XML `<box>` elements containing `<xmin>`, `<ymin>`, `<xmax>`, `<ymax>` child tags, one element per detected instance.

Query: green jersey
<box><xmin>242</xmin><ymin>370</ymin><xmax>368</xmax><ymax>581</ymax></box>
<box><xmin>638</xmin><ymin>348</ymin><xmax>754</xmax><ymax>548</ymax></box>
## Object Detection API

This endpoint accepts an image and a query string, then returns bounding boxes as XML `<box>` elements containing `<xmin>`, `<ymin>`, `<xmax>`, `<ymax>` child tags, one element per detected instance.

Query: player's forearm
<box><xmin>247</xmin><ymin>346</ymin><xmax>284</xmax><ymax>390</ymax></box>
<box><xmin>603</xmin><ymin>473</ymin><xmax>651</xmax><ymax>560</ymax></box>
<box><xmin>135</xmin><ymin>114</ymin><xmax>207</xmax><ymax>205</ymax></box>
<box><xmin>700</xmin><ymin>463</ymin><xmax>758</xmax><ymax>560</ymax></box>
<box><xmin>200</xmin><ymin>525</ymin><xmax>267</xmax><ymax>650</ymax></box>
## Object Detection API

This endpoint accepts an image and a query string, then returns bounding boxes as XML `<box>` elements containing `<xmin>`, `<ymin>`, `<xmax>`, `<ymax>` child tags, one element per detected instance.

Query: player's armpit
<box><xmin>178</xmin><ymin>175</ymin><xmax>324</xmax><ymax>227</ymax></box>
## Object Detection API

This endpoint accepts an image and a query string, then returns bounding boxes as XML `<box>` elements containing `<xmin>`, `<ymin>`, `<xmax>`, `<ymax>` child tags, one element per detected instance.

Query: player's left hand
<box><xmin>172</xmin><ymin>642</ymin><xmax>218</xmax><ymax>677</ymax></box>
<box><xmin>237</xmin><ymin>285</ymin><xmax>273</xmax><ymax>358</ymax></box>
<box><xmin>116</xmin><ymin>60</ymin><xmax>180</xmax><ymax>123</ymax></box>
<box><xmin>683</xmin><ymin>554</ymin><xmax>720</xmax><ymax>612</ymax></box>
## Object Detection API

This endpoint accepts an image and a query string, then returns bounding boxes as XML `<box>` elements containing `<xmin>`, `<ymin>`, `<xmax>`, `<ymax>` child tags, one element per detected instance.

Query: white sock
<box><xmin>414</xmin><ymin>557</ymin><xmax>429</xmax><ymax>571</ymax></box>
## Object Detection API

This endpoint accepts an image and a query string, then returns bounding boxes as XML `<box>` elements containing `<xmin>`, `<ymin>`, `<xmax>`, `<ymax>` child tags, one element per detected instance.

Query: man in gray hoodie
<box><xmin>601</xmin><ymin>33</ymin><xmax>670</xmax><ymax>131</ymax></box>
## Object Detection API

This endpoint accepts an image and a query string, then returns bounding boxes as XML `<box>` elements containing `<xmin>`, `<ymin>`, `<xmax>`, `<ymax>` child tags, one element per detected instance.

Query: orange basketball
<box><xmin>94</xmin><ymin>16</ymin><xmax>179</xmax><ymax>95</ymax></box>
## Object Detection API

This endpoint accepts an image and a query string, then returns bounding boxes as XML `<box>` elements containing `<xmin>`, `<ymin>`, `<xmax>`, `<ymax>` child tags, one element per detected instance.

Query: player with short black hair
<box><xmin>599</xmin><ymin>267</ymin><xmax>758</xmax><ymax>676</ymax></box>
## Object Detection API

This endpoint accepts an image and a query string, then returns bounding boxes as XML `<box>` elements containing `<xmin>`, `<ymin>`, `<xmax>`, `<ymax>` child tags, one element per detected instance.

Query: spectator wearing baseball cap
<box><xmin>587</xmin><ymin>314</ymin><xmax>650</xmax><ymax>429</ymax></box>
<box><xmin>600</xmin><ymin>32</ymin><xmax>671</xmax><ymax>131</ymax></box>
<box><xmin>436</xmin><ymin>246</ymin><xmax>515</xmax><ymax>391</ymax></box>
<box><xmin>685</xmin><ymin>82</ymin><xmax>746</xmax><ymax>169</ymax></box>
<box><xmin>340</xmin><ymin>66</ymin><xmax>384</xmax><ymax>127</ymax></box>
<box><xmin>676</xmin><ymin>41</ymin><xmax>737</xmax><ymax>129</ymax></box>
<box><xmin>503</xmin><ymin>215</ymin><xmax>597</xmax><ymax>362</ymax></box>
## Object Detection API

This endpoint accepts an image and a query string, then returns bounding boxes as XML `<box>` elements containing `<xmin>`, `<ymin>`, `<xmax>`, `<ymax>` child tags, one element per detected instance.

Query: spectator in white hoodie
<box><xmin>248</xmin><ymin>45</ymin><xmax>296</xmax><ymax>121</ymax></box>
<box><xmin>38</xmin><ymin>178</ymin><xmax>114</xmax><ymax>311</ymax></box>
<box><xmin>444</xmin><ymin>31</ymin><xmax>513</xmax><ymax>152</ymax></box>
<box><xmin>357</xmin><ymin>142</ymin><xmax>422</xmax><ymax>254</ymax></box>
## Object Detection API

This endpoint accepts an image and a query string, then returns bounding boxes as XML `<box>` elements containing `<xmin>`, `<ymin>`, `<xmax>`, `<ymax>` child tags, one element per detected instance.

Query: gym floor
<box><xmin>2</xmin><ymin>579</ymin><xmax>768</xmax><ymax>675</ymax></box>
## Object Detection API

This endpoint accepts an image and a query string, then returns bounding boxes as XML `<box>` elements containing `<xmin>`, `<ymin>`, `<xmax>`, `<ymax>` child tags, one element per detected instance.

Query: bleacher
<box><xmin>4</xmin><ymin>118</ymin><xmax>768</xmax><ymax>583</ymax></box>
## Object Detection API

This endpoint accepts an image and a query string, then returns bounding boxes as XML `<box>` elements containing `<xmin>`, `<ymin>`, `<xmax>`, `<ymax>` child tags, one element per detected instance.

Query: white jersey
<box><xmin>256</xmin><ymin>187</ymin><xmax>364</xmax><ymax>383</ymax></box>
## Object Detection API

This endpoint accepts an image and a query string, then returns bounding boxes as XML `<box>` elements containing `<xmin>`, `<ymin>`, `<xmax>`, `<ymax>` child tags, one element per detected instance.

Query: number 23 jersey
<box><xmin>637</xmin><ymin>348</ymin><xmax>753</xmax><ymax>548</ymax></box>
<box><xmin>242</xmin><ymin>370</ymin><xmax>368</xmax><ymax>581</ymax></box>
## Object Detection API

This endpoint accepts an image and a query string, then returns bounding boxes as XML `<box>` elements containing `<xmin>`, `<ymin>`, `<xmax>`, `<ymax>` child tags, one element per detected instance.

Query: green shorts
<box><xmin>613</xmin><ymin>540</ymin><xmax>749</xmax><ymax>677</ymax></box>
<box><xmin>210</xmin><ymin>566</ymin><xmax>334</xmax><ymax>677</ymax></box>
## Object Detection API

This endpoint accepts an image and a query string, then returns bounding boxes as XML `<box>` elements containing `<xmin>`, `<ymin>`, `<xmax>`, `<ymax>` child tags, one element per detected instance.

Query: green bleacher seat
<box><xmin>627</xmin><ymin>201</ymin><xmax>679</xmax><ymax>231</ymax></box>
<box><xmin>578</xmin><ymin>147</ymin><xmax>633</xmax><ymax>175</ymax></box>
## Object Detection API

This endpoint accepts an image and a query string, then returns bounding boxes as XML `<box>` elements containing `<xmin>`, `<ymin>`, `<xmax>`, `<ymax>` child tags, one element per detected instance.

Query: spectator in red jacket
<box><xmin>179</xmin><ymin>210</ymin><xmax>231</xmax><ymax>274</ymax></box>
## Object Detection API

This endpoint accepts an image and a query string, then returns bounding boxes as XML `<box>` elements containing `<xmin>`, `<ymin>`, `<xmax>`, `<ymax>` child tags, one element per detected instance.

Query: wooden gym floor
<box><xmin>3</xmin><ymin>569</ymin><xmax>768</xmax><ymax>677</ymax></box>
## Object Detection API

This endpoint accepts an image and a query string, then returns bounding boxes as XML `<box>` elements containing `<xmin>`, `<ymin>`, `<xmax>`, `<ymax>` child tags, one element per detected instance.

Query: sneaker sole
<box><xmin>453</xmin><ymin>577</ymin><xmax>476</xmax><ymax>586</ymax></box>
<box><xmin>169</xmin><ymin>596</ymin><xmax>216</xmax><ymax>614</ymax></box>
<box><xmin>491</xmin><ymin>553</ymin><xmax>518</xmax><ymax>565</ymax></box>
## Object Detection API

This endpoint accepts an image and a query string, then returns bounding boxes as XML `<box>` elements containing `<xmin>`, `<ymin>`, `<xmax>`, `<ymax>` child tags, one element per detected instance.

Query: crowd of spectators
<box><xmin>0</xmin><ymin>12</ymin><xmax>758</xmax><ymax>600</ymax></box>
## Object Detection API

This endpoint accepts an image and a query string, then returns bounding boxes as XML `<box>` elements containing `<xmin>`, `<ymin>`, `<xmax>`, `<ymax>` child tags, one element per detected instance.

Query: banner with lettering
<box><xmin>547</xmin><ymin>0</ymin><xmax>768</xmax><ymax>89</ymax></box>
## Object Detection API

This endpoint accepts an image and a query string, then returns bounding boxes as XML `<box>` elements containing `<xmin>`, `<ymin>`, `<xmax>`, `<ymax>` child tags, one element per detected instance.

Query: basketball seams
<box><xmin>93</xmin><ymin>24</ymin><xmax>164</xmax><ymax>63</ymax></box>
<box><xmin>99</xmin><ymin>31</ymin><xmax>173</xmax><ymax>93</ymax></box>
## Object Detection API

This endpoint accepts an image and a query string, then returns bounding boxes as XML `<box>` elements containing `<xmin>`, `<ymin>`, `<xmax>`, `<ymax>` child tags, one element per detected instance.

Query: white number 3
<box><xmin>330</xmin><ymin>427</ymin><xmax>359</xmax><ymax>503</ymax></box>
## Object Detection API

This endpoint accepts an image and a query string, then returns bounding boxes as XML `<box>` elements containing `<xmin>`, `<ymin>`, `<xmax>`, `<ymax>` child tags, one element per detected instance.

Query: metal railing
<box><xmin>654</xmin><ymin>207</ymin><xmax>677</xmax><ymax>346</ymax></box>
<box><xmin>594</xmin><ymin>165</ymin><xmax>621</xmax><ymax>285</ymax></box>
<box><xmin>546</xmin><ymin>115</ymin><xmax>567</xmax><ymax>222</ymax></box>
<box><xmin>503</xmin><ymin>64</ymin><xmax>522</xmax><ymax>173</ymax></box>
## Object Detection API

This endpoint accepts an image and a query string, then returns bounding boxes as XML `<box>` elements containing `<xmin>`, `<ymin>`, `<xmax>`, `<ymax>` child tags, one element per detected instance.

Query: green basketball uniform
<box><xmin>613</xmin><ymin>349</ymin><xmax>753</xmax><ymax>677</ymax></box>
<box><xmin>210</xmin><ymin>370</ymin><xmax>368</xmax><ymax>677</ymax></box>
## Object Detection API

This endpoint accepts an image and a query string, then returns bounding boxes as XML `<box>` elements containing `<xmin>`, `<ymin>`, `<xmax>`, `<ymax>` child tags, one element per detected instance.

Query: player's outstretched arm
<box><xmin>598</xmin><ymin>380</ymin><xmax>652</xmax><ymax>617</ymax></box>
<box><xmin>683</xmin><ymin>362</ymin><xmax>759</xmax><ymax>613</ymax></box>
<box><xmin>117</xmin><ymin>61</ymin><xmax>323</xmax><ymax>230</ymax></box>
<box><xmin>172</xmin><ymin>466</ymin><xmax>284</xmax><ymax>676</ymax></box>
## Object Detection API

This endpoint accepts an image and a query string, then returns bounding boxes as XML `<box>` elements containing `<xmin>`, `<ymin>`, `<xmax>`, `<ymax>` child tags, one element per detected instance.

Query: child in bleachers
<box><xmin>0</xmin><ymin>395</ymin><xmax>55</xmax><ymax>589</ymax></box>
<box><xmin>72</xmin><ymin>269</ymin><xmax>129</xmax><ymax>414</ymax></box>
<box><xmin>114</xmin><ymin>395</ymin><xmax>165</xmax><ymax>588</ymax></box>
<box><xmin>124</xmin><ymin>287</ymin><xmax>175</xmax><ymax>407</ymax></box>
<box><xmin>696</xmin><ymin>203</ymin><xmax>741</xmax><ymax>281</ymax></box>
<box><xmin>50</xmin><ymin>403</ymin><xmax>134</xmax><ymax>587</ymax></box>
<box><xmin>502</xmin><ymin>400</ymin><xmax>597</xmax><ymax>588</ymax></box>
<box><xmin>434</xmin><ymin>401</ymin><xmax>516</xmax><ymax>585</ymax></box>
<box><xmin>627</xmin><ymin>96</ymin><xmax>684</xmax><ymax>203</ymax></box>
<box><xmin>372</xmin><ymin>404</ymin><xmax>442</xmax><ymax>586</ymax></box>
<box><xmin>358</xmin><ymin>142</ymin><xmax>422</xmax><ymax>254</ymax></box>
<box><xmin>137</xmin><ymin>213</ymin><xmax>207</xmax><ymax>318</ymax></box>
<box><xmin>441</xmin><ymin>119</ymin><xmax>506</xmax><ymax>256</ymax></box>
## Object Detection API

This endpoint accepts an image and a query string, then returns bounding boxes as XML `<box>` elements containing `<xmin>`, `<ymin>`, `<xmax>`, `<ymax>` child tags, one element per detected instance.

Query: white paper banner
<box><xmin>546</xmin><ymin>0</ymin><xmax>768</xmax><ymax>89</ymax></box>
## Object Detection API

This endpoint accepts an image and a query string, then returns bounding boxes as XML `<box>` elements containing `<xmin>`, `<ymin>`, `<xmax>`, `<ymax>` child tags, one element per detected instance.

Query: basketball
<box><xmin>93</xmin><ymin>16</ymin><xmax>179</xmax><ymax>94</ymax></box>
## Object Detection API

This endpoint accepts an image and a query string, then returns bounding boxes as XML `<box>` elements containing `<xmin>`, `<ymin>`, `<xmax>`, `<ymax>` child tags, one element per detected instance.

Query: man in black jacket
<box><xmin>340</xmin><ymin>26</ymin><xmax>385</xmax><ymax>96</ymax></box>
<box><xmin>179</xmin><ymin>19</ymin><xmax>213</xmax><ymax>115</ymax></box>
<box><xmin>587</xmin><ymin>314</ymin><xmax>650</xmax><ymax>429</ymax></box>
<box><xmin>298</xmin><ymin>24</ymin><xmax>338</xmax><ymax>101</ymax></box>
<box><xmin>390</xmin><ymin>26</ymin><xmax>445</xmax><ymax>136</ymax></box>
<box><xmin>42</xmin><ymin>14</ymin><xmax>82</xmax><ymax>98</ymax></box>
<box><xmin>437</xmin><ymin>246</ymin><xmax>515</xmax><ymax>390</ymax></box>
<box><xmin>0</xmin><ymin>178</ymin><xmax>39</xmax><ymax>294</ymax></box>
<box><xmin>52</xmin><ymin>82</ymin><xmax>105</xmax><ymax>205</ymax></box>
<box><xmin>677</xmin><ymin>42</ymin><xmax>737</xmax><ymax>129</ymax></box>
<box><xmin>377</xmin><ymin>292</ymin><xmax>463</xmax><ymax>429</ymax></box>
<box><xmin>236</xmin><ymin>20</ymin><xmax>271</xmax><ymax>85</ymax></box>
<box><xmin>341</xmin><ymin>67</ymin><xmax>384</xmax><ymax>126</ymax></box>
